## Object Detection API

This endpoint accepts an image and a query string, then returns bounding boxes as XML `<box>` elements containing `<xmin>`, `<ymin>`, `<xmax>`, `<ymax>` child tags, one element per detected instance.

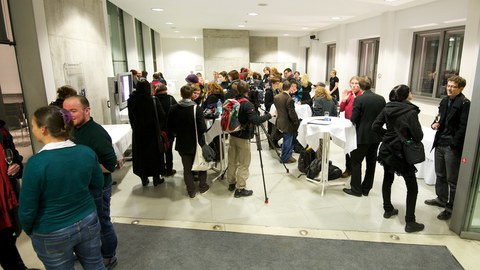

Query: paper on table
<box><xmin>307</xmin><ymin>119</ymin><xmax>332</xmax><ymax>125</ymax></box>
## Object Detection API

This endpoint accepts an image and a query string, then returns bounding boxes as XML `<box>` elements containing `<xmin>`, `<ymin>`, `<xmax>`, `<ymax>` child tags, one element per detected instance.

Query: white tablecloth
<box><xmin>205</xmin><ymin>118</ymin><xmax>222</xmax><ymax>144</ymax></box>
<box><xmin>416</xmin><ymin>126</ymin><xmax>436</xmax><ymax>185</ymax></box>
<box><xmin>297</xmin><ymin>116</ymin><xmax>357</xmax><ymax>154</ymax></box>
<box><xmin>102</xmin><ymin>124</ymin><xmax>132</xmax><ymax>160</ymax></box>
<box><xmin>269</xmin><ymin>104</ymin><xmax>312</xmax><ymax>124</ymax></box>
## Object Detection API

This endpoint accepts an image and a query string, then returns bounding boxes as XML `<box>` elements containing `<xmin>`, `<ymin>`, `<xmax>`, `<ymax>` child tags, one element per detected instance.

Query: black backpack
<box><xmin>306</xmin><ymin>159</ymin><xmax>343</xmax><ymax>180</ymax></box>
<box><xmin>298</xmin><ymin>146</ymin><xmax>316</xmax><ymax>174</ymax></box>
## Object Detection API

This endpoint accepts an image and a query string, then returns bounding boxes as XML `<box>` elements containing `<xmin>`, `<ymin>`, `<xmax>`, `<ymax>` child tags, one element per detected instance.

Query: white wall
<box><xmin>161</xmin><ymin>38</ymin><xmax>204</xmax><ymax>94</ymax></box>
<box><xmin>0</xmin><ymin>45</ymin><xmax>22</xmax><ymax>94</ymax></box>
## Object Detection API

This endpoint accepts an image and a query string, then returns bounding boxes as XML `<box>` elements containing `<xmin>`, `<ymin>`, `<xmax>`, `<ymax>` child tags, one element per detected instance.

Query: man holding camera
<box><xmin>227</xmin><ymin>81</ymin><xmax>272</xmax><ymax>198</ymax></box>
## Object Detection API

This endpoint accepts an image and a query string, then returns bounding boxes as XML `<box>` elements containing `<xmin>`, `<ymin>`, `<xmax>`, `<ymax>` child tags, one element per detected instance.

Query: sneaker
<box><xmin>341</xmin><ymin>170</ymin><xmax>351</xmax><ymax>178</ymax></box>
<box><xmin>234</xmin><ymin>189</ymin><xmax>253</xmax><ymax>198</ymax></box>
<box><xmin>383</xmin><ymin>209</ymin><xmax>399</xmax><ymax>219</ymax></box>
<box><xmin>199</xmin><ymin>184</ymin><xmax>210</xmax><ymax>194</ymax></box>
<box><xmin>282</xmin><ymin>156</ymin><xmax>296</xmax><ymax>164</ymax></box>
<box><xmin>424</xmin><ymin>198</ymin><xmax>446</xmax><ymax>207</ymax></box>
<box><xmin>228</xmin><ymin>184</ymin><xmax>236</xmax><ymax>191</ymax></box>
<box><xmin>437</xmin><ymin>210</ymin><xmax>452</xmax><ymax>220</ymax></box>
<box><xmin>103</xmin><ymin>256</ymin><xmax>118</xmax><ymax>270</ymax></box>
<box><xmin>405</xmin><ymin>222</ymin><xmax>425</xmax><ymax>233</ymax></box>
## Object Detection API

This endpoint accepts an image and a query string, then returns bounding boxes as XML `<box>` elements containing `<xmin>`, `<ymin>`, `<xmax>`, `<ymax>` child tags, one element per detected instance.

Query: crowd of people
<box><xmin>0</xmin><ymin>65</ymin><xmax>470</xmax><ymax>269</ymax></box>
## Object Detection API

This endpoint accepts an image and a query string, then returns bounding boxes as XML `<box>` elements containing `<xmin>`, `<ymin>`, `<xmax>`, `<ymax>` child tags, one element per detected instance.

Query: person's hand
<box><xmin>341</xmin><ymin>90</ymin><xmax>349</xmax><ymax>102</ymax></box>
<box><xmin>7</xmin><ymin>163</ymin><xmax>20</xmax><ymax>176</ymax></box>
<box><xmin>431</xmin><ymin>122</ymin><xmax>440</xmax><ymax>130</ymax></box>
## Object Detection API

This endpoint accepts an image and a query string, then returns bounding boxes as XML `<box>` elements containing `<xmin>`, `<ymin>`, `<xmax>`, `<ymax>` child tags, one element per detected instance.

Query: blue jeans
<box><xmin>434</xmin><ymin>145</ymin><xmax>462</xmax><ymax>213</ymax></box>
<box><xmin>91</xmin><ymin>185</ymin><xmax>118</xmax><ymax>259</ymax></box>
<box><xmin>281</xmin><ymin>132</ymin><xmax>294</xmax><ymax>162</ymax></box>
<box><xmin>31</xmin><ymin>212</ymin><xmax>104</xmax><ymax>270</ymax></box>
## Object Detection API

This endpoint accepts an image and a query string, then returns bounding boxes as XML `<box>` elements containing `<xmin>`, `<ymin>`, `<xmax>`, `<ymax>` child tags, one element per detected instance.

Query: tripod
<box><xmin>253</xmin><ymin>125</ymin><xmax>269</xmax><ymax>204</ymax></box>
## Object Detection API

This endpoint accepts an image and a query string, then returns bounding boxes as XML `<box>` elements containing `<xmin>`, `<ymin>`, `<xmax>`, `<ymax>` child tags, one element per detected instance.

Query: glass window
<box><xmin>358</xmin><ymin>38</ymin><xmax>379</xmax><ymax>88</ymax></box>
<box><xmin>0</xmin><ymin>0</ymin><xmax>13</xmax><ymax>44</ymax></box>
<box><xmin>151</xmin><ymin>29</ymin><xmax>157</xmax><ymax>71</ymax></box>
<box><xmin>106</xmin><ymin>2</ymin><xmax>127</xmax><ymax>74</ymax></box>
<box><xmin>326</xmin><ymin>44</ymin><xmax>336</xmax><ymax>83</ymax></box>
<box><xmin>410</xmin><ymin>27</ymin><xmax>464</xmax><ymax>99</ymax></box>
<box><xmin>135</xmin><ymin>19</ymin><xmax>145</xmax><ymax>72</ymax></box>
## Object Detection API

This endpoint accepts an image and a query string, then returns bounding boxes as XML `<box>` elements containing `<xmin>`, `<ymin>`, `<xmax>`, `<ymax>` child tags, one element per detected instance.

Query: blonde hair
<box><xmin>314</xmin><ymin>86</ymin><xmax>332</xmax><ymax>101</ymax></box>
<box><xmin>301</xmin><ymin>73</ymin><xmax>309</xmax><ymax>87</ymax></box>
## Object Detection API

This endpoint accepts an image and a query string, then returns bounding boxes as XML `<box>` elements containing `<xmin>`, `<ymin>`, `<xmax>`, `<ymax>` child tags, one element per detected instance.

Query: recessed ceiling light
<box><xmin>302</xmin><ymin>27</ymin><xmax>309</xmax><ymax>30</ymax></box>
<box><xmin>283</xmin><ymin>34</ymin><xmax>289</xmax><ymax>36</ymax></box>
<box><xmin>331</xmin><ymin>16</ymin><xmax>341</xmax><ymax>20</ymax></box>
<box><xmin>174</xmin><ymin>30</ymin><xmax>180</xmax><ymax>33</ymax></box>
<box><xmin>166</xmin><ymin>22</ymin><xmax>173</xmax><ymax>25</ymax></box>
<box><xmin>238</xmin><ymin>24</ymin><xmax>245</xmax><ymax>28</ymax></box>
<box><xmin>151</xmin><ymin>8</ymin><xmax>163</xmax><ymax>12</ymax></box>
<box><xmin>248</xmin><ymin>12</ymin><xmax>259</xmax><ymax>16</ymax></box>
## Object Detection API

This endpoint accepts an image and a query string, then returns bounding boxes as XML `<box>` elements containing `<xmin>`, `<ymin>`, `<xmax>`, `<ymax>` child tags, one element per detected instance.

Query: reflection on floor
<box><xmin>15</xmin><ymin>136</ymin><xmax>480</xmax><ymax>270</ymax></box>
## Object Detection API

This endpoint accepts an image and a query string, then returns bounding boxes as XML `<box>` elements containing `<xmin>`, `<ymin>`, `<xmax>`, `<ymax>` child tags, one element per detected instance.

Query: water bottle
<box><xmin>217</xmin><ymin>99</ymin><xmax>223</xmax><ymax>114</ymax></box>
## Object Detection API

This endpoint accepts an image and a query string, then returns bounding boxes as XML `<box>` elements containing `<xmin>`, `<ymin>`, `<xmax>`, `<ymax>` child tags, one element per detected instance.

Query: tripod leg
<box><xmin>258</xmin><ymin>123</ymin><xmax>289</xmax><ymax>174</ymax></box>
<box><xmin>254</xmin><ymin>126</ymin><xmax>269</xmax><ymax>204</ymax></box>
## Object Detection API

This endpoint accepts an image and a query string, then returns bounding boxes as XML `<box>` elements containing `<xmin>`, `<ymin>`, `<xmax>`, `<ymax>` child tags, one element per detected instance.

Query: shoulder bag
<box><xmin>192</xmin><ymin>105</ymin><xmax>214</xmax><ymax>171</ymax></box>
<box><xmin>390</xmin><ymin>121</ymin><xmax>425</xmax><ymax>165</ymax></box>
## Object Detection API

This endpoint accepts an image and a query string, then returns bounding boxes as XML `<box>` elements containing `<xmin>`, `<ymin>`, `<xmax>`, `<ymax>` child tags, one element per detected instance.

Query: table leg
<box><xmin>320</xmin><ymin>133</ymin><xmax>330</xmax><ymax>196</ymax></box>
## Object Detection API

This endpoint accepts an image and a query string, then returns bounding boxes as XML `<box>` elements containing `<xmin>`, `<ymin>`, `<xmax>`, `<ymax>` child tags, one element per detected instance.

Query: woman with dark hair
<box><xmin>128</xmin><ymin>79</ymin><xmax>166</xmax><ymax>186</ymax></box>
<box><xmin>372</xmin><ymin>84</ymin><xmax>425</xmax><ymax>233</ymax></box>
<box><xmin>19</xmin><ymin>106</ymin><xmax>104</xmax><ymax>269</ymax></box>
<box><xmin>218</xmin><ymin>71</ymin><xmax>230</xmax><ymax>90</ymax></box>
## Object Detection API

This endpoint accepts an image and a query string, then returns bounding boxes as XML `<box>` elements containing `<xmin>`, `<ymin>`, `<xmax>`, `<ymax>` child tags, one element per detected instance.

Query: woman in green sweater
<box><xmin>19</xmin><ymin>106</ymin><xmax>105</xmax><ymax>270</ymax></box>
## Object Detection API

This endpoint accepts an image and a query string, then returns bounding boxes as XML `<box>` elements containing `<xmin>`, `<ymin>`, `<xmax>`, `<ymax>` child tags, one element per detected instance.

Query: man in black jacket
<box><xmin>344</xmin><ymin>77</ymin><xmax>386</xmax><ymax>197</ymax></box>
<box><xmin>227</xmin><ymin>81</ymin><xmax>271</xmax><ymax>198</ymax></box>
<box><xmin>425</xmin><ymin>75</ymin><xmax>470</xmax><ymax>220</ymax></box>
<box><xmin>167</xmin><ymin>85</ymin><xmax>209</xmax><ymax>198</ymax></box>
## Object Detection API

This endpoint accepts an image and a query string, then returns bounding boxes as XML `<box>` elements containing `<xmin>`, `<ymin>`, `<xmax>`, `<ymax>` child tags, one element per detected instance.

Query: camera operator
<box><xmin>227</xmin><ymin>81</ymin><xmax>272</xmax><ymax>198</ymax></box>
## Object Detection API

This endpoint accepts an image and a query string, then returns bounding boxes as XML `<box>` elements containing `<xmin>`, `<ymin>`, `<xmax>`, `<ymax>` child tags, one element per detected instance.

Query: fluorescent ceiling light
<box><xmin>443</xmin><ymin>18</ymin><xmax>466</xmax><ymax>24</ymax></box>
<box><xmin>248</xmin><ymin>12</ymin><xmax>259</xmax><ymax>16</ymax></box>
<box><xmin>151</xmin><ymin>8</ymin><xmax>163</xmax><ymax>12</ymax></box>
<box><xmin>166</xmin><ymin>22</ymin><xmax>173</xmax><ymax>25</ymax></box>
<box><xmin>331</xmin><ymin>16</ymin><xmax>341</xmax><ymax>20</ymax></box>
<box><xmin>238</xmin><ymin>24</ymin><xmax>245</xmax><ymax>28</ymax></box>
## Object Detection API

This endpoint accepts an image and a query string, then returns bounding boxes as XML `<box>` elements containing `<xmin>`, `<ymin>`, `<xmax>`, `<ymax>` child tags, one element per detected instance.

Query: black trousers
<box><xmin>0</xmin><ymin>227</ymin><xmax>26</xmax><ymax>270</ymax></box>
<box><xmin>382</xmin><ymin>165</ymin><xmax>418</xmax><ymax>222</ymax></box>
<box><xmin>179</xmin><ymin>153</ymin><xmax>207</xmax><ymax>194</ymax></box>
<box><xmin>350</xmin><ymin>143</ymin><xmax>379</xmax><ymax>195</ymax></box>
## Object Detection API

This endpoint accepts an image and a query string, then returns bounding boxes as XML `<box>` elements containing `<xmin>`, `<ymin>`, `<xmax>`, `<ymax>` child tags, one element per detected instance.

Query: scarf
<box><xmin>0</xmin><ymin>143</ymin><xmax>18</xmax><ymax>231</ymax></box>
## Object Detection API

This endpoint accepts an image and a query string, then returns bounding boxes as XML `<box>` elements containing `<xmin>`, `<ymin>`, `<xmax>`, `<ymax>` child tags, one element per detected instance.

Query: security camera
<box><xmin>310</xmin><ymin>35</ymin><xmax>316</xmax><ymax>40</ymax></box>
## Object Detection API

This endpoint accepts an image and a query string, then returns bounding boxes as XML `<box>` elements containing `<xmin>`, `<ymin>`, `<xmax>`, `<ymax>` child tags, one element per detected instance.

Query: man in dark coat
<box><xmin>273</xmin><ymin>80</ymin><xmax>300</xmax><ymax>163</ymax></box>
<box><xmin>344</xmin><ymin>76</ymin><xmax>386</xmax><ymax>197</ymax></box>
<box><xmin>128</xmin><ymin>79</ymin><xmax>166</xmax><ymax>186</ymax></box>
<box><xmin>425</xmin><ymin>75</ymin><xmax>470</xmax><ymax>220</ymax></box>
<box><xmin>167</xmin><ymin>85</ymin><xmax>209</xmax><ymax>198</ymax></box>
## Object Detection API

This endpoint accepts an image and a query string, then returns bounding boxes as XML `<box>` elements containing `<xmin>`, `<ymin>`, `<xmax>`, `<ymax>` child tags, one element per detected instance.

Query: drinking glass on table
<box><xmin>324</xmin><ymin>111</ymin><xmax>330</xmax><ymax>121</ymax></box>
<box><xmin>5</xmin><ymin>148</ymin><xmax>13</xmax><ymax>165</ymax></box>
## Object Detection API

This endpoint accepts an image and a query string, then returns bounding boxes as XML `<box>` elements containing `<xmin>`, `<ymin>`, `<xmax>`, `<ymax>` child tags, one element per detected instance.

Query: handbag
<box><xmin>391</xmin><ymin>122</ymin><xmax>425</xmax><ymax>165</ymax></box>
<box><xmin>192</xmin><ymin>105</ymin><xmax>211</xmax><ymax>171</ymax></box>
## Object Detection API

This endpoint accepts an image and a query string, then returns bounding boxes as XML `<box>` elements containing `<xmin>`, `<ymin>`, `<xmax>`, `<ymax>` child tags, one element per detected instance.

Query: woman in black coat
<box><xmin>128</xmin><ymin>79</ymin><xmax>166</xmax><ymax>186</ymax></box>
<box><xmin>372</xmin><ymin>84</ymin><xmax>424</xmax><ymax>233</ymax></box>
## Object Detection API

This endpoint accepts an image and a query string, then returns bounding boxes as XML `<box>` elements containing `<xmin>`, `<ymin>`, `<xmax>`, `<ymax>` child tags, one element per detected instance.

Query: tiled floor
<box><xmin>14</xmin><ymin>134</ymin><xmax>480</xmax><ymax>269</ymax></box>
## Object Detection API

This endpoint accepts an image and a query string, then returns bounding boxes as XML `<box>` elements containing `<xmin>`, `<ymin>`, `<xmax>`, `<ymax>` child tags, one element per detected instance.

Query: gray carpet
<box><xmin>112</xmin><ymin>223</ymin><xmax>463</xmax><ymax>270</ymax></box>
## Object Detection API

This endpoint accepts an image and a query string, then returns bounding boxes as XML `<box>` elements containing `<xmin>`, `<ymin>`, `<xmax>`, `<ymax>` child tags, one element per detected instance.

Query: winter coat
<box><xmin>372</xmin><ymin>100</ymin><xmax>423</xmax><ymax>175</ymax></box>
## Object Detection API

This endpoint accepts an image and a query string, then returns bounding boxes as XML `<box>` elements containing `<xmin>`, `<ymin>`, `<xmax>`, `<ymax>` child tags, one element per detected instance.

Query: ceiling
<box><xmin>109</xmin><ymin>0</ymin><xmax>439</xmax><ymax>38</ymax></box>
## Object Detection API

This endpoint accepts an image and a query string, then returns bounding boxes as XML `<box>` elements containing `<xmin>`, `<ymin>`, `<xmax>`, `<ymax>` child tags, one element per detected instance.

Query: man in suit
<box><xmin>425</xmin><ymin>75</ymin><xmax>470</xmax><ymax>220</ymax></box>
<box><xmin>343</xmin><ymin>77</ymin><xmax>386</xmax><ymax>197</ymax></box>
<box><xmin>274</xmin><ymin>80</ymin><xmax>300</xmax><ymax>163</ymax></box>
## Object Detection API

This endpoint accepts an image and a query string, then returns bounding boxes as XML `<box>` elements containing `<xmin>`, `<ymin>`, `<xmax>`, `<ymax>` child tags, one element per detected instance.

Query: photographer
<box><xmin>227</xmin><ymin>81</ymin><xmax>272</xmax><ymax>198</ymax></box>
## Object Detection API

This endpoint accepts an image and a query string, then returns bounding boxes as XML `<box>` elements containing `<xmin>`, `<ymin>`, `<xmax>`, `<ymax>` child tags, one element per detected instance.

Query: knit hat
<box><xmin>185</xmin><ymin>74</ymin><xmax>199</xmax><ymax>84</ymax></box>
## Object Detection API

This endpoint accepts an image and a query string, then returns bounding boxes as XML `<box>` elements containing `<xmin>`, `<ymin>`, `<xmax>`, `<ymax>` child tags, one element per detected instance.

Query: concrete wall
<box><xmin>203</xmin><ymin>29</ymin><xmax>249</xmax><ymax>82</ymax></box>
<box><xmin>42</xmin><ymin>0</ymin><xmax>111</xmax><ymax>123</ymax></box>
<box><xmin>250</xmin><ymin>36</ymin><xmax>278</xmax><ymax>63</ymax></box>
